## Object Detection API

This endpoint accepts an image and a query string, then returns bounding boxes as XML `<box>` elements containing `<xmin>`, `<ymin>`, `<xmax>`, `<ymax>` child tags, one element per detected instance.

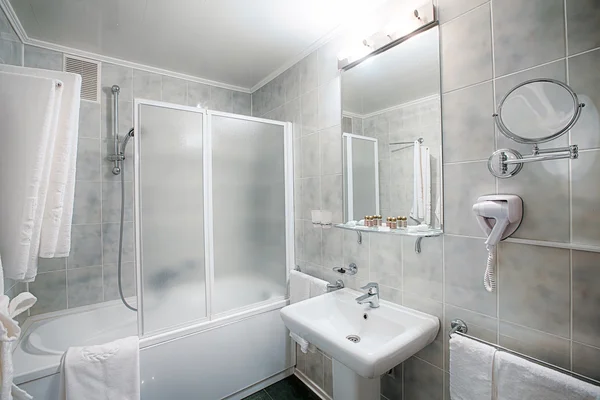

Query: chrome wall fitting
<box><xmin>333</xmin><ymin>263</ymin><xmax>358</xmax><ymax>275</ymax></box>
<box><xmin>489</xmin><ymin>78</ymin><xmax>585</xmax><ymax>178</ymax></box>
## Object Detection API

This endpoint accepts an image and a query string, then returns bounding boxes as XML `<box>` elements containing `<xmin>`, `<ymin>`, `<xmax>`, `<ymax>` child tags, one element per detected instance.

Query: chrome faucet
<box><xmin>356</xmin><ymin>282</ymin><xmax>380</xmax><ymax>308</ymax></box>
<box><xmin>326</xmin><ymin>280</ymin><xmax>345</xmax><ymax>292</ymax></box>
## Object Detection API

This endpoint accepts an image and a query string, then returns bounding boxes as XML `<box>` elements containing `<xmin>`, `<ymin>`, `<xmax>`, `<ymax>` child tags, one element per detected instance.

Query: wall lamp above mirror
<box><xmin>337</xmin><ymin>3</ymin><xmax>443</xmax><ymax>246</ymax></box>
<box><xmin>337</xmin><ymin>1</ymin><xmax>436</xmax><ymax>70</ymax></box>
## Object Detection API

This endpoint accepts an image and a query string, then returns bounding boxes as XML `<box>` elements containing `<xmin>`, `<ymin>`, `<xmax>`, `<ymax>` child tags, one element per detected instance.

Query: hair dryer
<box><xmin>472</xmin><ymin>195</ymin><xmax>523</xmax><ymax>292</ymax></box>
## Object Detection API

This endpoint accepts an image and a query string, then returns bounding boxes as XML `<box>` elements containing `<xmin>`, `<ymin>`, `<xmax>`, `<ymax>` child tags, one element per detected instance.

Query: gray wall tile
<box><xmin>78</xmin><ymin>100</ymin><xmax>101</xmax><ymax>138</ymax></box>
<box><xmin>76</xmin><ymin>138</ymin><xmax>102</xmax><ymax>182</ymax></box>
<box><xmin>569</xmin><ymin>49</ymin><xmax>600</xmax><ymax>151</ymax></box>
<box><xmin>301</xmin><ymin>133</ymin><xmax>320</xmax><ymax>177</ymax></box>
<box><xmin>103</xmin><ymin>262</ymin><xmax>136</xmax><ymax>301</ymax></box>
<box><xmin>102</xmin><ymin>181</ymin><xmax>133</xmax><ymax>223</ymax></box>
<box><xmin>133</xmin><ymin>69</ymin><xmax>161</xmax><ymax>101</ymax></box>
<box><xmin>322</xmin><ymin>227</ymin><xmax>343</xmax><ymax>269</ymax></box>
<box><xmin>566</xmin><ymin>0</ymin><xmax>600</xmax><ymax>55</ymax></box>
<box><xmin>301</xmin><ymin>176</ymin><xmax>320</xmax><ymax>220</ymax></box>
<box><xmin>161</xmin><ymin>76</ymin><xmax>187</xmax><ymax>105</ymax></box>
<box><xmin>24</xmin><ymin>45</ymin><xmax>63</xmax><ymax>71</ymax></box>
<box><xmin>498</xmin><ymin>243</ymin><xmax>570</xmax><ymax>337</ymax></box>
<box><xmin>67</xmin><ymin>266</ymin><xmax>103</xmax><ymax>308</ymax></box>
<box><xmin>29</xmin><ymin>271</ymin><xmax>67</xmax><ymax>315</ymax></box>
<box><xmin>438</xmin><ymin>0</ymin><xmax>488</xmax><ymax>24</ymax></box>
<box><xmin>301</xmin><ymin>89</ymin><xmax>319</xmax><ymax>136</ymax></box>
<box><xmin>441</xmin><ymin>3</ymin><xmax>492</xmax><ymax>92</ymax></box>
<box><xmin>442</xmin><ymin>82</ymin><xmax>494</xmax><ymax>163</ymax></box>
<box><xmin>37</xmin><ymin>257</ymin><xmax>67</xmax><ymax>273</ymax></box>
<box><xmin>232</xmin><ymin>91</ymin><xmax>251</xmax><ymax>116</ymax></box>
<box><xmin>403</xmin><ymin>236</ymin><xmax>443</xmax><ymax>301</ymax></box>
<box><xmin>381</xmin><ymin>370</ymin><xmax>403</xmax><ymax>400</ymax></box>
<box><xmin>209</xmin><ymin>87</ymin><xmax>233</xmax><ymax>113</ymax></box>
<box><xmin>404</xmin><ymin>357</ymin><xmax>444</xmax><ymax>400</ymax></box>
<box><xmin>318</xmin><ymin>78</ymin><xmax>341</xmax><ymax>130</ymax></box>
<box><xmin>320</xmin><ymin>125</ymin><xmax>342</xmax><ymax>176</ymax></box>
<box><xmin>492</xmin><ymin>0</ymin><xmax>565</xmax><ymax>77</ymax></box>
<box><xmin>0</xmin><ymin>36</ymin><xmax>22</xmax><ymax>66</ymax></box>
<box><xmin>321</xmin><ymin>174</ymin><xmax>343</xmax><ymax>224</ymax></box>
<box><xmin>572</xmin><ymin>342</ymin><xmax>600</xmax><ymax>381</ymax></box>
<box><xmin>68</xmin><ymin>224</ymin><xmax>102</xmax><ymax>268</ymax></box>
<box><xmin>72</xmin><ymin>182</ymin><xmax>101</xmax><ymax>224</ymax></box>
<box><xmin>445</xmin><ymin>235</ymin><xmax>497</xmax><ymax>317</ymax></box>
<box><xmin>102</xmin><ymin>63</ymin><xmax>132</xmax><ymax>102</ymax></box>
<box><xmin>187</xmin><ymin>82</ymin><xmax>211</xmax><ymax>108</ymax></box>
<box><xmin>283</xmin><ymin>64</ymin><xmax>300</xmax><ymax>102</ymax></box>
<box><xmin>303</xmin><ymin>221</ymin><xmax>322</xmax><ymax>265</ymax></box>
<box><xmin>443</xmin><ymin>162</ymin><xmax>495</xmax><ymax>237</ymax></box>
<box><xmin>499</xmin><ymin>321</ymin><xmax>571</xmax><ymax>369</ymax></box>
<box><xmin>299</xmin><ymin>52</ymin><xmax>318</xmax><ymax>95</ymax></box>
<box><xmin>103</xmin><ymin>222</ymin><xmax>134</xmax><ymax>265</ymax></box>
<box><xmin>497</xmin><ymin>161</ymin><xmax>570</xmax><ymax>242</ymax></box>
<box><xmin>572</xmin><ymin>250</ymin><xmax>600</xmax><ymax>347</ymax></box>
<box><xmin>369</xmin><ymin>234</ymin><xmax>403</xmax><ymax>289</ymax></box>
<box><xmin>571</xmin><ymin>150</ymin><xmax>600</xmax><ymax>246</ymax></box>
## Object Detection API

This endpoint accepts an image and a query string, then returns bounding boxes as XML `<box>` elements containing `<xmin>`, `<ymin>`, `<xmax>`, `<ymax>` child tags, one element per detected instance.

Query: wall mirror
<box><xmin>339</xmin><ymin>25</ymin><xmax>443</xmax><ymax>236</ymax></box>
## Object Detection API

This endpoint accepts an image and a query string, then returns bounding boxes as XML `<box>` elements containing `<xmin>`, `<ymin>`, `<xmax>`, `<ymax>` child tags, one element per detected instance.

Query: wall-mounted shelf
<box><xmin>334</xmin><ymin>223</ymin><xmax>442</xmax><ymax>238</ymax></box>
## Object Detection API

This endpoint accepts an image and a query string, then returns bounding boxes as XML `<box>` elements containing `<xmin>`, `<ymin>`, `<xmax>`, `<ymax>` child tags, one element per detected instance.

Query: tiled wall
<box><xmin>0</xmin><ymin>8</ymin><xmax>251</xmax><ymax>316</ymax></box>
<box><xmin>253</xmin><ymin>1</ymin><xmax>600</xmax><ymax>399</ymax></box>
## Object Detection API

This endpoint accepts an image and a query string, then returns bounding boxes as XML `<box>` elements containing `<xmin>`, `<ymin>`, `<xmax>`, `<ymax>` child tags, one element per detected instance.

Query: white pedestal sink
<box><xmin>280</xmin><ymin>288</ymin><xmax>439</xmax><ymax>400</ymax></box>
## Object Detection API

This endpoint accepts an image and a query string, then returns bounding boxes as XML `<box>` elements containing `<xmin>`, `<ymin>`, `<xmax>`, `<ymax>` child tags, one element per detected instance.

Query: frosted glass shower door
<box><xmin>135</xmin><ymin>101</ymin><xmax>208</xmax><ymax>335</ymax></box>
<box><xmin>209</xmin><ymin>113</ymin><xmax>291</xmax><ymax>315</ymax></box>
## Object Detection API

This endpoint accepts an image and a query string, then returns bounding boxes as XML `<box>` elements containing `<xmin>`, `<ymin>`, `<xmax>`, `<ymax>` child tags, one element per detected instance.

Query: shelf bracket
<box><xmin>415</xmin><ymin>237</ymin><xmax>423</xmax><ymax>254</ymax></box>
<box><xmin>357</xmin><ymin>231</ymin><xmax>362</xmax><ymax>245</ymax></box>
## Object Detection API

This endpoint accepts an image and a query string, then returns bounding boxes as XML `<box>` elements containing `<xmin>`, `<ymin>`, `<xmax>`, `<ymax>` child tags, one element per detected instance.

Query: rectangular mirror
<box><xmin>340</xmin><ymin>25</ymin><xmax>443</xmax><ymax>235</ymax></box>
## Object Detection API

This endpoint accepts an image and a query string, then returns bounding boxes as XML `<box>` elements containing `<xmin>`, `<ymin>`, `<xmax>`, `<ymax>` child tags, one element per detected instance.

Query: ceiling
<box><xmin>8</xmin><ymin>0</ymin><xmax>388</xmax><ymax>90</ymax></box>
<box><xmin>342</xmin><ymin>26</ymin><xmax>440</xmax><ymax>116</ymax></box>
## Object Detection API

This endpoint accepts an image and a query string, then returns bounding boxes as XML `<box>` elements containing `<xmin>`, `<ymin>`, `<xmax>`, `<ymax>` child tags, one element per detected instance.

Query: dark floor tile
<box><xmin>264</xmin><ymin>376</ymin><xmax>320</xmax><ymax>400</ymax></box>
<box><xmin>242</xmin><ymin>389</ymin><xmax>272</xmax><ymax>400</ymax></box>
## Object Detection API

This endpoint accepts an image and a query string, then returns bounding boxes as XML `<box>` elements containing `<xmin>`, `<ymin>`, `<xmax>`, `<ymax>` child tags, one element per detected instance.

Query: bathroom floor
<box><xmin>243</xmin><ymin>375</ymin><xmax>321</xmax><ymax>400</ymax></box>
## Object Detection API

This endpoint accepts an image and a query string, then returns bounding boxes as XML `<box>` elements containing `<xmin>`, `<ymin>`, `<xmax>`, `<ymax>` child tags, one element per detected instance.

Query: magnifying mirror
<box><xmin>494</xmin><ymin>78</ymin><xmax>585</xmax><ymax>144</ymax></box>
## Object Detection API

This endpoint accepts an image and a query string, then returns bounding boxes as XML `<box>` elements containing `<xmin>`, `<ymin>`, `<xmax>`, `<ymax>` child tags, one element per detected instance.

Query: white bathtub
<box><xmin>13</xmin><ymin>292</ymin><xmax>294</xmax><ymax>399</ymax></box>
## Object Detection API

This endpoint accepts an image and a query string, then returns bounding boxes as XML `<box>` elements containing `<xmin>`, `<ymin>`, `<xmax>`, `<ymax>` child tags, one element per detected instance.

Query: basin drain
<box><xmin>346</xmin><ymin>335</ymin><xmax>361</xmax><ymax>343</ymax></box>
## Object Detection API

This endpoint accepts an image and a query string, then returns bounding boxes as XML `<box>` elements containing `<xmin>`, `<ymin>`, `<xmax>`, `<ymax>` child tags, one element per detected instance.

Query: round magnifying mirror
<box><xmin>494</xmin><ymin>78</ymin><xmax>584</xmax><ymax>144</ymax></box>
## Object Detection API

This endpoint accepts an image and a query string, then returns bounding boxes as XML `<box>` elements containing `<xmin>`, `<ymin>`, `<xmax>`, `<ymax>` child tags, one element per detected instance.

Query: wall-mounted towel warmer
<box><xmin>449</xmin><ymin>319</ymin><xmax>600</xmax><ymax>387</ymax></box>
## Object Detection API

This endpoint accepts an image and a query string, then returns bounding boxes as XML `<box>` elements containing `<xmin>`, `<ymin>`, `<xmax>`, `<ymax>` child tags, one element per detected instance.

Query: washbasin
<box><xmin>280</xmin><ymin>288</ymin><xmax>439</xmax><ymax>379</ymax></box>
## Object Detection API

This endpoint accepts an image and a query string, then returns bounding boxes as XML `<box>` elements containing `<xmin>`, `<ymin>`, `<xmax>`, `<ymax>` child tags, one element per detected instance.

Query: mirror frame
<box><xmin>493</xmin><ymin>78</ymin><xmax>585</xmax><ymax>145</ymax></box>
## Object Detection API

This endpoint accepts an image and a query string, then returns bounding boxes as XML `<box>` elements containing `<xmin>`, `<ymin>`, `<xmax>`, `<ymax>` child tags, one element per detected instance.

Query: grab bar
<box><xmin>449</xmin><ymin>319</ymin><xmax>600</xmax><ymax>387</ymax></box>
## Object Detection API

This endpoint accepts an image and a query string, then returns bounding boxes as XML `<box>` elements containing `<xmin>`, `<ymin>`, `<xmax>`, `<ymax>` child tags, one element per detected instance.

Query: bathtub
<box><xmin>13</xmin><ymin>286</ymin><xmax>294</xmax><ymax>399</ymax></box>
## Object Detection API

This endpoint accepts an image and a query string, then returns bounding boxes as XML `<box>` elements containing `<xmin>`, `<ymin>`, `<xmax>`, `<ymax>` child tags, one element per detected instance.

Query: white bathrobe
<box><xmin>0</xmin><ymin>292</ymin><xmax>37</xmax><ymax>400</ymax></box>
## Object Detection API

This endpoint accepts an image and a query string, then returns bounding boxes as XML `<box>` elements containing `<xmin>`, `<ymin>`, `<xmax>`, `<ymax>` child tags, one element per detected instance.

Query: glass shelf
<box><xmin>334</xmin><ymin>223</ymin><xmax>443</xmax><ymax>237</ymax></box>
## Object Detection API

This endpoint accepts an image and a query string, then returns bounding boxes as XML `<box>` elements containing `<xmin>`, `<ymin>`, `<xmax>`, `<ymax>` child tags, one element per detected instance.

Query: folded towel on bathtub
<box><xmin>60</xmin><ymin>336</ymin><xmax>140</xmax><ymax>400</ymax></box>
<box><xmin>0</xmin><ymin>291</ymin><xmax>37</xmax><ymax>400</ymax></box>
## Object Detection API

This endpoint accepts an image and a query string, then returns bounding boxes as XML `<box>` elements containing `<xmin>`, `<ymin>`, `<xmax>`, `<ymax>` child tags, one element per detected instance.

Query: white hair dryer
<box><xmin>472</xmin><ymin>195</ymin><xmax>523</xmax><ymax>292</ymax></box>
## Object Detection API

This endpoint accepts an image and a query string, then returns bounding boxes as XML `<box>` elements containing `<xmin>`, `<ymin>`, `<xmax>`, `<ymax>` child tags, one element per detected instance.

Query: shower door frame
<box><xmin>133</xmin><ymin>99</ymin><xmax>294</xmax><ymax>341</ymax></box>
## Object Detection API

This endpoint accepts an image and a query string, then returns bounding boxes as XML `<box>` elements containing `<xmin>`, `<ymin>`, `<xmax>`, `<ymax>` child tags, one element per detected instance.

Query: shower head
<box><xmin>120</xmin><ymin>128</ymin><xmax>135</xmax><ymax>153</ymax></box>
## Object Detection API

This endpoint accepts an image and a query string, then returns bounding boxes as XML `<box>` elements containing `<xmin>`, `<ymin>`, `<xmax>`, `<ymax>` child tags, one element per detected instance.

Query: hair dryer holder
<box><xmin>473</xmin><ymin>195</ymin><xmax>523</xmax><ymax>243</ymax></box>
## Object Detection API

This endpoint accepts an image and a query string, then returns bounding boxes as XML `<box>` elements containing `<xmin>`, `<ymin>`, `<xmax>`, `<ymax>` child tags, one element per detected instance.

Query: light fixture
<box><xmin>338</xmin><ymin>0</ymin><xmax>435</xmax><ymax>69</ymax></box>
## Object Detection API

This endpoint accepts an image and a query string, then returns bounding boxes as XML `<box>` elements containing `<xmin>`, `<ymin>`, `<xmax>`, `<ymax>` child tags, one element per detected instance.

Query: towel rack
<box><xmin>449</xmin><ymin>319</ymin><xmax>600</xmax><ymax>387</ymax></box>
<box><xmin>390</xmin><ymin>137</ymin><xmax>424</xmax><ymax>146</ymax></box>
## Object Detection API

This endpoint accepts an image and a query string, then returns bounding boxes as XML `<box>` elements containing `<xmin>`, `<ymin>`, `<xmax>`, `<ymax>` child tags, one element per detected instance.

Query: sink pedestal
<box><xmin>332</xmin><ymin>359</ymin><xmax>380</xmax><ymax>400</ymax></box>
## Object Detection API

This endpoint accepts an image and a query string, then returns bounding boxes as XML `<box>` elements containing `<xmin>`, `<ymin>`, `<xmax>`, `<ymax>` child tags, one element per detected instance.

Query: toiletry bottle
<box><xmin>390</xmin><ymin>217</ymin><xmax>397</xmax><ymax>229</ymax></box>
<box><xmin>402</xmin><ymin>216</ymin><xmax>408</xmax><ymax>228</ymax></box>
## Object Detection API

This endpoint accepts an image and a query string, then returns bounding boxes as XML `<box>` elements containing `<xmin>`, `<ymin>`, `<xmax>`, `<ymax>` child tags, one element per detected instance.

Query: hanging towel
<box><xmin>0</xmin><ymin>65</ymin><xmax>81</xmax><ymax>259</ymax></box>
<box><xmin>449</xmin><ymin>335</ymin><xmax>497</xmax><ymax>400</ymax></box>
<box><xmin>0</xmin><ymin>72</ymin><xmax>63</xmax><ymax>281</ymax></box>
<box><xmin>410</xmin><ymin>141</ymin><xmax>431</xmax><ymax>226</ymax></box>
<box><xmin>288</xmin><ymin>270</ymin><xmax>328</xmax><ymax>353</ymax></box>
<box><xmin>495</xmin><ymin>351</ymin><xmax>600</xmax><ymax>400</ymax></box>
<box><xmin>0</xmin><ymin>292</ymin><xmax>37</xmax><ymax>400</ymax></box>
<box><xmin>60</xmin><ymin>336</ymin><xmax>140</xmax><ymax>400</ymax></box>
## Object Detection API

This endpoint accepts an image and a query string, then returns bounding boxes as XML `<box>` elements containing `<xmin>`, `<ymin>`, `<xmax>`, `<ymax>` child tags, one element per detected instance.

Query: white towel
<box><xmin>449</xmin><ymin>335</ymin><xmax>497</xmax><ymax>400</ymax></box>
<box><xmin>289</xmin><ymin>270</ymin><xmax>310</xmax><ymax>304</ymax></box>
<box><xmin>0</xmin><ymin>65</ymin><xmax>82</xmax><ymax>259</ymax></box>
<box><xmin>0</xmin><ymin>72</ymin><xmax>63</xmax><ymax>281</ymax></box>
<box><xmin>0</xmin><ymin>292</ymin><xmax>37</xmax><ymax>400</ymax></box>
<box><xmin>410</xmin><ymin>141</ymin><xmax>431</xmax><ymax>226</ymax></box>
<box><xmin>495</xmin><ymin>351</ymin><xmax>600</xmax><ymax>400</ymax></box>
<box><xmin>60</xmin><ymin>336</ymin><xmax>140</xmax><ymax>400</ymax></box>
<box><xmin>288</xmin><ymin>270</ymin><xmax>328</xmax><ymax>354</ymax></box>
